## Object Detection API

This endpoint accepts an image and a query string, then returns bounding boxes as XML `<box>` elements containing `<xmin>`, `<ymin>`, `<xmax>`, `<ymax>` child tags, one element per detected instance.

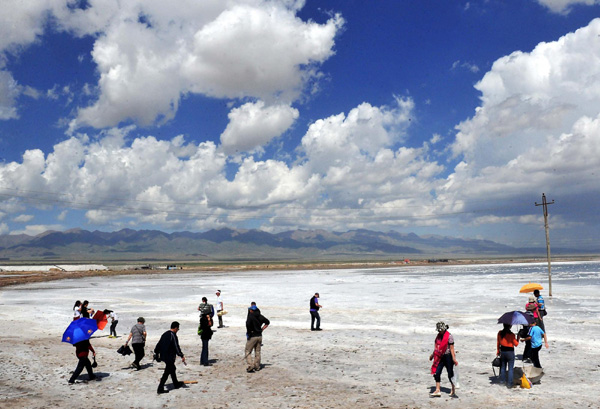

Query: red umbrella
<box><xmin>93</xmin><ymin>310</ymin><xmax>108</xmax><ymax>330</ymax></box>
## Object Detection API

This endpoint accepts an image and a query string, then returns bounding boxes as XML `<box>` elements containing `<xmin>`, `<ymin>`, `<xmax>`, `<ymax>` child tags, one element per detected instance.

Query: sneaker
<box><xmin>315</xmin><ymin>328</ymin><xmax>323</xmax><ymax>331</ymax></box>
<box><xmin>68</xmin><ymin>380</ymin><xmax>75</xmax><ymax>384</ymax></box>
<box><xmin>246</xmin><ymin>367</ymin><xmax>255</xmax><ymax>373</ymax></box>
<box><xmin>430</xmin><ymin>391</ymin><xmax>441</xmax><ymax>397</ymax></box>
<box><xmin>157</xmin><ymin>389</ymin><xmax>169</xmax><ymax>394</ymax></box>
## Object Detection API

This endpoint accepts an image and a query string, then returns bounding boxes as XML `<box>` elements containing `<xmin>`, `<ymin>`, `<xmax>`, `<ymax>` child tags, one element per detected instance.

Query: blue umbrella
<box><xmin>62</xmin><ymin>318</ymin><xmax>98</xmax><ymax>344</ymax></box>
<box><xmin>497</xmin><ymin>311</ymin><xmax>534</xmax><ymax>326</ymax></box>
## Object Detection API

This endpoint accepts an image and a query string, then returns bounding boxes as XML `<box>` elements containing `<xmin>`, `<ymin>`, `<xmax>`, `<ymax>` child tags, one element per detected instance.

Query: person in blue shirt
<box><xmin>310</xmin><ymin>293</ymin><xmax>322</xmax><ymax>331</ymax></box>
<box><xmin>534</xmin><ymin>290</ymin><xmax>545</xmax><ymax>313</ymax></box>
<box><xmin>522</xmin><ymin>321</ymin><xmax>549</xmax><ymax>368</ymax></box>
<box><xmin>534</xmin><ymin>290</ymin><xmax>546</xmax><ymax>332</ymax></box>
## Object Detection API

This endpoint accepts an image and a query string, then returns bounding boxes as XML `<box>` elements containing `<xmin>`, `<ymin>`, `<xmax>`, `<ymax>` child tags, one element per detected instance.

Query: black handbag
<box><xmin>492</xmin><ymin>356</ymin><xmax>501</xmax><ymax>377</ymax></box>
<box><xmin>117</xmin><ymin>345</ymin><xmax>133</xmax><ymax>355</ymax></box>
<box><xmin>91</xmin><ymin>356</ymin><xmax>98</xmax><ymax>368</ymax></box>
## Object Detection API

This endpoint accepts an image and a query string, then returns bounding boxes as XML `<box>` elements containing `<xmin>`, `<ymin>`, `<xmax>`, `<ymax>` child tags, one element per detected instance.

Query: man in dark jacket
<box><xmin>154</xmin><ymin>321</ymin><xmax>186</xmax><ymax>394</ymax></box>
<box><xmin>245</xmin><ymin>306</ymin><xmax>270</xmax><ymax>372</ymax></box>
<box><xmin>310</xmin><ymin>292</ymin><xmax>322</xmax><ymax>331</ymax></box>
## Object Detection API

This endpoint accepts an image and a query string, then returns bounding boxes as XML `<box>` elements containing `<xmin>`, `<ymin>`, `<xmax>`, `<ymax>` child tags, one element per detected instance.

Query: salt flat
<box><xmin>1</xmin><ymin>261</ymin><xmax>599</xmax><ymax>408</ymax></box>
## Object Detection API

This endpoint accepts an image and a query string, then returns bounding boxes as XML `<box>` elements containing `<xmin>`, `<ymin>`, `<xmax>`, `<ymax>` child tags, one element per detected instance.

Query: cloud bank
<box><xmin>1</xmin><ymin>2</ymin><xmax>600</xmax><ymax>250</ymax></box>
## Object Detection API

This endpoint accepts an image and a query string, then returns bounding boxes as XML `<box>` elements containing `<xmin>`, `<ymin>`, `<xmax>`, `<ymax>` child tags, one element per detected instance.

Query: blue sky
<box><xmin>1</xmin><ymin>0</ymin><xmax>600</xmax><ymax>250</ymax></box>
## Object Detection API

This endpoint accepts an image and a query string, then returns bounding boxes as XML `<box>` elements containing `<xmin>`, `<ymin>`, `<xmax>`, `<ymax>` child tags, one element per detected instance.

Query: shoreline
<box><xmin>1</xmin><ymin>256</ymin><xmax>597</xmax><ymax>288</ymax></box>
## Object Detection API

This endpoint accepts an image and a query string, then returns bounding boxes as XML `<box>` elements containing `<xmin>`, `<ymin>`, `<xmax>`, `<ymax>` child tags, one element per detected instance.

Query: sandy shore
<box><xmin>1</xmin><ymin>262</ymin><xmax>599</xmax><ymax>408</ymax></box>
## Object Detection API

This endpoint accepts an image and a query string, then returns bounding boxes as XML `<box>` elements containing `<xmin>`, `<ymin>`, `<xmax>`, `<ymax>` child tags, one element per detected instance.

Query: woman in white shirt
<box><xmin>73</xmin><ymin>300</ymin><xmax>82</xmax><ymax>321</ymax></box>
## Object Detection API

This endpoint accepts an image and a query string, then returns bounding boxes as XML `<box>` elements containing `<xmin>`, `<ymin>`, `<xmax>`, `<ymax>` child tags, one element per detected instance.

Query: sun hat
<box><xmin>436</xmin><ymin>321</ymin><xmax>449</xmax><ymax>332</ymax></box>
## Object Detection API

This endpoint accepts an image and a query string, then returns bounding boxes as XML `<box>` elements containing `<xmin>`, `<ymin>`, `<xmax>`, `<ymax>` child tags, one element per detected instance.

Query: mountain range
<box><xmin>0</xmin><ymin>228</ymin><xmax>595</xmax><ymax>263</ymax></box>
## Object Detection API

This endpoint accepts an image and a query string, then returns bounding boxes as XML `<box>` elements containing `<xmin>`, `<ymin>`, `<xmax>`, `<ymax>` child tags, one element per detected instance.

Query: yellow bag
<box><xmin>520</xmin><ymin>374</ymin><xmax>531</xmax><ymax>389</ymax></box>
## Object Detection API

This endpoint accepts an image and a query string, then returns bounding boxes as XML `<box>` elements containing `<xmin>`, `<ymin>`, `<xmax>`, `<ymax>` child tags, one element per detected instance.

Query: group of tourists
<box><xmin>495</xmin><ymin>290</ymin><xmax>549</xmax><ymax>389</ymax></box>
<box><xmin>66</xmin><ymin>289</ymin><xmax>282</xmax><ymax>394</ymax></box>
<box><xmin>67</xmin><ymin>288</ymin><xmax>551</xmax><ymax>398</ymax></box>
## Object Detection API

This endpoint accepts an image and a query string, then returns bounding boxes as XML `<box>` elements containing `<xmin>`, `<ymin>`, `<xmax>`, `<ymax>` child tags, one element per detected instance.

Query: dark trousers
<box><xmin>310</xmin><ymin>311</ymin><xmax>320</xmax><ymax>329</ymax></box>
<box><xmin>158</xmin><ymin>361</ymin><xmax>178</xmax><ymax>390</ymax></box>
<box><xmin>433</xmin><ymin>353</ymin><xmax>454</xmax><ymax>383</ymax></box>
<box><xmin>218</xmin><ymin>313</ymin><xmax>223</xmax><ymax>327</ymax></box>
<box><xmin>132</xmin><ymin>342</ymin><xmax>145</xmax><ymax>366</ymax></box>
<box><xmin>536</xmin><ymin>318</ymin><xmax>545</xmax><ymax>332</ymax></box>
<box><xmin>523</xmin><ymin>340</ymin><xmax>532</xmax><ymax>360</ymax></box>
<box><xmin>531</xmin><ymin>345</ymin><xmax>543</xmax><ymax>368</ymax></box>
<box><xmin>69</xmin><ymin>356</ymin><xmax>94</xmax><ymax>382</ymax></box>
<box><xmin>201</xmin><ymin>338</ymin><xmax>210</xmax><ymax>365</ymax></box>
<box><xmin>110</xmin><ymin>320</ymin><xmax>118</xmax><ymax>337</ymax></box>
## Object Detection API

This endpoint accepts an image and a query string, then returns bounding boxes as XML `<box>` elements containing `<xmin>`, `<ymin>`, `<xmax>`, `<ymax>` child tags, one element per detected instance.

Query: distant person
<box><xmin>247</xmin><ymin>301</ymin><xmax>260</xmax><ymax>317</ymax></box>
<box><xmin>518</xmin><ymin>324</ymin><xmax>532</xmax><ymax>362</ymax></box>
<box><xmin>534</xmin><ymin>290</ymin><xmax>546</xmax><ymax>313</ymax></box>
<box><xmin>80</xmin><ymin>300</ymin><xmax>94</xmax><ymax>318</ymax></box>
<box><xmin>429</xmin><ymin>321</ymin><xmax>458</xmax><ymax>398</ymax></box>
<box><xmin>534</xmin><ymin>289</ymin><xmax>546</xmax><ymax>330</ymax></box>
<box><xmin>72</xmin><ymin>301</ymin><xmax>82</xmax><ymax>321</ymax></box>
<box><xmin>216</xmin><ymin>290</ymin><xmax>225</xmax><ymax>328</ymax></box>
<box><xmin>246</xmin><ymin>302</ymin><xmax>261</xmax><ymax>336</ymax></box>
<box><xmin>125</xmin><ymin>317</ymin><xmax>147</xmax><ymax>370</ymax></box>
<box><xmin>198</xmin><ymin>296</ymin><xmax>214</xmax><ymax>318</ymax></box>
<box><xmin>199</xmin><ymin>308</ymin><xmax>214</xmax><ymax>366</ymax></box>
<box><xmin>245</xmin><ymin>305</ymin><xmax>270</xmax><ymax>373</ymax></box>
<box><xmin>521</xmin><ymin>321</ymin><xmax>549</xmax><ymax>368</ymax></box>
<box><xmin>106</xmin><ymin>310</ymin><xmax>119</xmax><ymax>338</ymax></box>
<box><xmin>68</xmin><ymin>339</ymin><xmax>96</xmax><ymax>384</ymax></box>
<box><xmin>155</xmin><ymin>321</ymin><xmax>186</xmax><ymax>394</ymax></box>
<box><xmin>526</xmin><ymin>295</ymin><xmax>544</xmax><ymax>331</ymax></box>
<box><xmin>496</xmin><ymin>324</ymin><xmax>519</xmax><ymax>387</ymax></box>
<box><xmin>309</xmin><ymin>292</ymin><xmax>322</xmax><ymax>331</ymax></box>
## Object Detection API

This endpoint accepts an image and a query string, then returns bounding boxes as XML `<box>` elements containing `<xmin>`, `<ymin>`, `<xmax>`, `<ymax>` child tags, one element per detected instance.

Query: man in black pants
<box><xmin>155</xmin><ymin>321</ymin><xmax>186</xmax><ymax>394</ymax></box>
<box><xmin>310</xmin><ymin>292</ymin><xmax>322</xmax><ymax>331</ymax></box>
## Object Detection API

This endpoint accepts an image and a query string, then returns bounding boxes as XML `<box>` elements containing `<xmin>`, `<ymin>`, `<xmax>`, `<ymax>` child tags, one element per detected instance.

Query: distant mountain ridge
<box><xmin>0</xmin><ymin>227</ymin><xmax>594</xmax><ymax>262</ymax></box>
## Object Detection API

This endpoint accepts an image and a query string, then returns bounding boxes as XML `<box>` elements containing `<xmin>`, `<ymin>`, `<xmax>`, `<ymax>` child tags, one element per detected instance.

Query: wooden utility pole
<box><xmin>535</xmin><ymin>193</ymin><xmax>555</xmax><ymax>297</ymax></box>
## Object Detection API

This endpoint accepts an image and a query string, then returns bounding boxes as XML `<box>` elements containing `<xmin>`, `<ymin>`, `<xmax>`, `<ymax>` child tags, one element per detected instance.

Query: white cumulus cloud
<box><xmin>220</xmin><ymin>101</ymin><xmax>299</xmax><ymax>155</ymax></box>
<box><xmin>13</xmin><ymin>214</ymin><xmax>34</xmax><ymax>223</ymax></box>
<box><xmin>65</xmin><ymin>1</ymin><xmax>343</xmax><ymax>129</ymax></box>
<box><xmin>441</xmin><ymin>18</ymin><xmax>600</xmax><ymax>230</ymax></box>
<box><xmin>535</xmin><ymin>0</ymin><xmax>600</xmax><ymax>14</ymax></box>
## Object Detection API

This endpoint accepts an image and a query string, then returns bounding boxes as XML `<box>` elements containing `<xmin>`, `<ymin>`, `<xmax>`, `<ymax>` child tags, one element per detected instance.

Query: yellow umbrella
<box><xmin>520</xmin><ymin>283</ymin><xmax>544</xmax><ymax>293</ymax></box>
